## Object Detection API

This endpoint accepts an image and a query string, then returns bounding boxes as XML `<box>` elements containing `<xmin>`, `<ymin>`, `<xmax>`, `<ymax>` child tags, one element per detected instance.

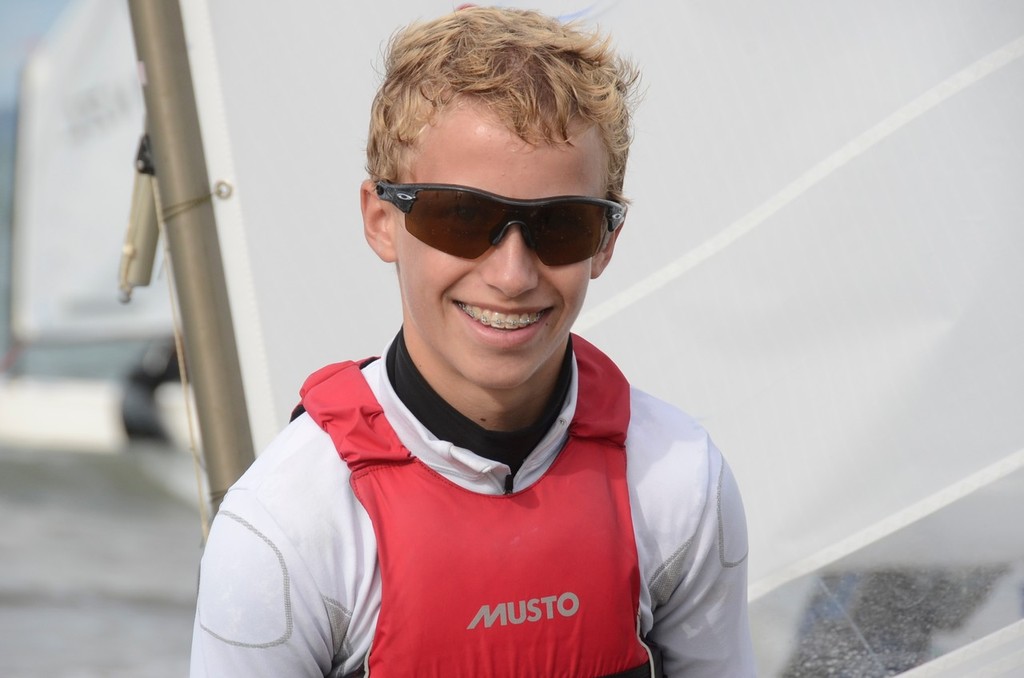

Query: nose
<box><xmin>479</xmin><ymin>224</ymin><xmax>539</xmax><ymax>298</ymax></box>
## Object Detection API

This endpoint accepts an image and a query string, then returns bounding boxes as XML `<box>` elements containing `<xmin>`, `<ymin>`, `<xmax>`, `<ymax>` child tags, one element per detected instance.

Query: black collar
<box><xmin>386</xmin><ymin>329</ymin><xmax>572</xmax><ymax>477</ymax></box>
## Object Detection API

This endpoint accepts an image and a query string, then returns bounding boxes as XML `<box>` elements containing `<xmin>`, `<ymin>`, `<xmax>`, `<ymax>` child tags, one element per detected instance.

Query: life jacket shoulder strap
<box><xmin>298</xmin><ymin>357</ymin><xmax>409</xmax><ymax>469</ymax></box>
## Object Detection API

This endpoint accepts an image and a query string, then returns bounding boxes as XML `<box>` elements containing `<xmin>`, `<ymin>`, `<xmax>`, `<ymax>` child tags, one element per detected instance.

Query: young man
<box><xmin>190</xmin><ymin>7</ymin><xmax>754</xmax><ymax>677</ymax></box>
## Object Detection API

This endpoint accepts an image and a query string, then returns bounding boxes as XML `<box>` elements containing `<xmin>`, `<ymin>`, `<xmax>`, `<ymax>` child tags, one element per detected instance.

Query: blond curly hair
<box><xmin>365</xmin><ymin>6</ymin><xmax>641</xmax><ymax>203</ymax></box>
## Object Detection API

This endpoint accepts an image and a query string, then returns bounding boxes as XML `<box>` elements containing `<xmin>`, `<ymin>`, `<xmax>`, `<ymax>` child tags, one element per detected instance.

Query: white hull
<box><xmin>0</xmin><ymin>376</ymin><xmax>128</xmax><ymax>452</ymax></box>
<box><xmin>0</xmin><ymin>376</ymin><xmax>193</xmax><ymax>454</ymax></box>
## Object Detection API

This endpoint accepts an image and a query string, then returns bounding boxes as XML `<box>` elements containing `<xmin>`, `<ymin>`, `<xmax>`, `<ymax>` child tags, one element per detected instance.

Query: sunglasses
<box><xmin>375</xmin><ymin>181</ymin><xmax>626</xmax><ymax>266</ymax></box>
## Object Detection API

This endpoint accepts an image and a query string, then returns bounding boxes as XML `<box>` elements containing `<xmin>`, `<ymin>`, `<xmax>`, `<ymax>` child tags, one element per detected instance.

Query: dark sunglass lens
<box><xmin>405</xmin><ymin>189</ymin><xmax>497</xmax><ymax>258</ymax></box>
<box><xmin>401</xmin><ymin>187</ymin><xmax>612</xmax><ymax>265</ymax></box>
<box><xmin>531</xmin><ymin>202</ymin><xmax>606</xmax><ymax>266</ymax></box>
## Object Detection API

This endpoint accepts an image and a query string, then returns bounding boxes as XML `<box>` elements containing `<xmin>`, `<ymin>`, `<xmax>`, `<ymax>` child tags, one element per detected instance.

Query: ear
<box><xmin>361</xmin><ymin>179</ymin><xmax>398</xmax><ymax>263</ymax></box>
<box><xmin>589</xmin><ymin>222</ymin><xmax>623</xmax><ymax>279</ymax></box>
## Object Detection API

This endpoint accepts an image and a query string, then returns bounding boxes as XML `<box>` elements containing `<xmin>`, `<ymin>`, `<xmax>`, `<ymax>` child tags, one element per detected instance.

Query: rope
<box><xmin>161</xmin><ymin>191</ymin><xmax>214</xmax><ymax>222</ymax></box>
<box><xmin>151</xmin><ymin>178</ymin><xmax>212</xmax><ymax>542</ymax></box>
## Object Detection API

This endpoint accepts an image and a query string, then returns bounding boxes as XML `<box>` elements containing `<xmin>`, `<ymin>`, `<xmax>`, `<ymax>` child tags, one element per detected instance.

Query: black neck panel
<box><xmin>386</xmin><ymin>329</ymin><xmax>572</xmax><ymax>477</ymax></box>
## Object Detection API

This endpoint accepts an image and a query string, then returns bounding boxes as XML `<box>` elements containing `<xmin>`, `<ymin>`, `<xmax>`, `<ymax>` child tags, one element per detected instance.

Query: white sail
<box><xmin>11</xmin><ymin>0</ymin><xmax>171</xmax><ymax>344</ymax></box>
<box><xmin>168</xmin><ymin>0</ymin><xmax>1024</xmax><ymax>673</ymax></box>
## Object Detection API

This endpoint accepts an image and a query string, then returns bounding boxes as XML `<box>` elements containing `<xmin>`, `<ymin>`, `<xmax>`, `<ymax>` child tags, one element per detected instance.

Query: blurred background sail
<box><xmin>1</xmin><ymin>0</ymin><xmax>179</xmax><ymax>451</ymax></box>
<box><xmin>11</xmin><ymin>0</ymin><xmax>170</xmax><ymax>344</ymax></box>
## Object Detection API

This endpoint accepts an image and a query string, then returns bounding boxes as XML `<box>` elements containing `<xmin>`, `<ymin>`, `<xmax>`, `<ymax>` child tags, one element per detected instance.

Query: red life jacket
<box><xmin>301</xmin><ymin>335</ymin><xmax>654</xmax><ymax>677</ymax></box>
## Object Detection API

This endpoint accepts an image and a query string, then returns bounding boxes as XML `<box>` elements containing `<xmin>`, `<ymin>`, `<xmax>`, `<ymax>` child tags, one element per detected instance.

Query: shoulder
<box><xmin>625</xmin><ymin>387</ymin><xmax>717</xmax><ymax>498</ymax></box>
<box><xmin>625</xmin><ymin>387</ymin><xmax>748</xmax><ymax>583</ymax></box>
<box><xmin>230</xmin><ymin>412</ymin><xmax>349</xmax><ymax>498</ymax></box>
<box><xmin>196</xmin><ymin>414</ymin><xmax>377</xmax><ymax>671</ymax></box>
<box><xmin>199</xmin><ymin>415</ymin><xmax>369</xmax><ymax>620</ymax></box>
<box><xmin>216</xmin><ymin>413</ymin><xmax>369</xmax><ymax>572</ymax></box>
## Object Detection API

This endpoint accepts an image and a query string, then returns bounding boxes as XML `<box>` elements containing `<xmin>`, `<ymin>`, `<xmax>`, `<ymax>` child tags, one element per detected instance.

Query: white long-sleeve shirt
<box><xmin>189</xmin><ymin>350</ymin><xmax>755</xmax><ymax>677</ymax></box>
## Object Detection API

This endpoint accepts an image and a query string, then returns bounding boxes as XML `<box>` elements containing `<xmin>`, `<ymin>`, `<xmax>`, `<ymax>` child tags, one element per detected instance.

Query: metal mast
<box><xmin>126</xmin><ymin>0</ymin><xmax>254</xmax><ymax>519</ymax></box>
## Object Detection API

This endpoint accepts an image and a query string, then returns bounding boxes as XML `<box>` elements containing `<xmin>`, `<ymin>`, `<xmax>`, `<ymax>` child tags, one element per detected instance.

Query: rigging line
<box><xmin>814</xmin><ymin>576</ymin><xmax>889</xmax><ymax>676</ymax></box>
<box><xmin>576</xmin><ymin>33</ymin><xmax>1024</xmax><ymax>333</ymax></box>
<box><xmin>152</xmin><ymin>176</ymin><xmax>211</xmax><ymax>543</ymax></box>
<box><xmin>161</xmin><ymin>191</ymin><xmax>213</xmax><ymax>222</ymax></box>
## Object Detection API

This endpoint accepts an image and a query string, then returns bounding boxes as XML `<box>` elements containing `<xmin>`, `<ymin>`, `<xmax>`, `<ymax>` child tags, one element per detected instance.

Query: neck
<box><xmin>457</xmin><ymin>380</ymin><xmax>558</xmax><ymax>432</ymax></box>
<box><xmin>387</xmin><ymin>330</ymin><xmax>572</xmax><ymax>475</ymax></box>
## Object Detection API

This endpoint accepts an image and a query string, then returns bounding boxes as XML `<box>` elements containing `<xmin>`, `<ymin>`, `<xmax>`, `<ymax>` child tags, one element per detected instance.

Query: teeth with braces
<box><xmin>458</xmin><ymin>303</ymin><xmax>542</xmax><ymax>330</ymax></box>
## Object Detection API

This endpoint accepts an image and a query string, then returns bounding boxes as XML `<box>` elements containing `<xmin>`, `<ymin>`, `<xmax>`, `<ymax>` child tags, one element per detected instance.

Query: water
<box><xmin>0</xmin><ymin>442</ymin><xmax>202</xmax><ymax>677</ymax></box>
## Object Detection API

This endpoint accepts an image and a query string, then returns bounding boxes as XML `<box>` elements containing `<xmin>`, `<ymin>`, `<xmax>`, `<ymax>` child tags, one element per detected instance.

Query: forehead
<box><xmin>403</xmin><ymin>101</ymin><xmax>609</xmax><ymax>198</ymax></box>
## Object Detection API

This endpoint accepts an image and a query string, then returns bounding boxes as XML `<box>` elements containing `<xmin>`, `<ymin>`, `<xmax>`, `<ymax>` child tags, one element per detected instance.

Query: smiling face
<box><xmin>361</xmin><ymin>100</ymin><xmax>620</xmax><ymax>429</ymax></box>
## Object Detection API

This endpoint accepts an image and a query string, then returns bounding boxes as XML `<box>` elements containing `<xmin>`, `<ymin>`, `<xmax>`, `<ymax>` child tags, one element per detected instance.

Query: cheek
<box><xmin>550</xmin><ymin>266</ymin><xmax>593</xmax><ymax>308</ymax></box>
<box><xmin>393</xmin><ymin>230</ymin><xmax>435</xmax><ymax>288</ymax></box>
<box><xmin>393</xmin><ymin>238</ymin><xmax>467</xmax><ymax>302</ymax></box>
